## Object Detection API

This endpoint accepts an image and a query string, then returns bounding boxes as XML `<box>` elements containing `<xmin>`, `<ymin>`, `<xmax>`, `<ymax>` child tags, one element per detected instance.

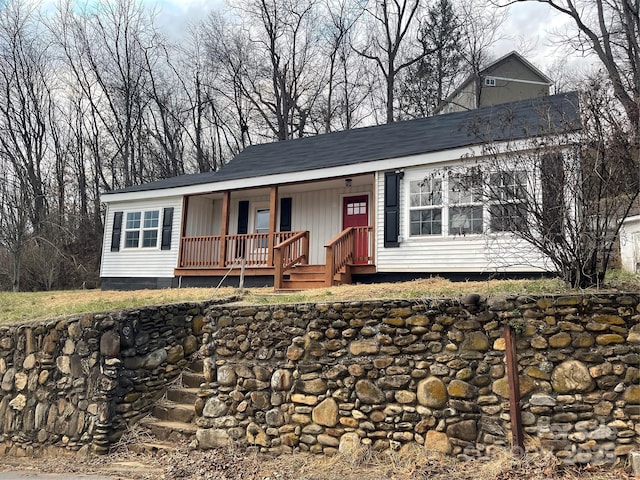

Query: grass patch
<box><xmin>0</xmin><ymin>271</ymin><xmax>637</xmax><ymax>325</ymax></box>
<box><xmin>0</xmin><ymin>287</ymin><xmax>237</xmax><ymax>324</ymax></box>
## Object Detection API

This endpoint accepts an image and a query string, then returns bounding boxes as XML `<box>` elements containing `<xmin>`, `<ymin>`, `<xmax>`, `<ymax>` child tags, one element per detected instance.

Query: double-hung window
<box><xmin>489</xmin><ymin>171</ymin><xmax>527</xmax><ymax>232</ymax></box>
<box><xmin>448</xmin><ymin>172</ymin><xmax>483</xmax><ymax>235</ymax></box>
<box><xmin>124</xmin><ymin>210</ymin><xmax>160</xmax><ymax>248</ymax></box>
<box><xmin>409</xmin><ymin>178</ymin><xmax>442</xmax><ymax>236</ymax></box>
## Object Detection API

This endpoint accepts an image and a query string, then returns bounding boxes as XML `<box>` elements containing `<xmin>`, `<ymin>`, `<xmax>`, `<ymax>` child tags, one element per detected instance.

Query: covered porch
<box><xmin>173</xmin><ymin>175</ymin><xmax>376</xmax><ymax>289</ymax></box>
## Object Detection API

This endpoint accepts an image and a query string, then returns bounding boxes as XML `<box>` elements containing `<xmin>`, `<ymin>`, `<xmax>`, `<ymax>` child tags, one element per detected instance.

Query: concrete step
<box><xmin>166</xmin><ymin>387</ymin><xmax>200</xmax><ymax>404</ymax></box>
<box><xmin>182</xmin><ymin>371</ymin><xmax>205</xmax><ymax>388</ymax></box>
<box><xmin>139</xmin><ymin>417</ymin><xmax>197</xmax><ymax>443</ymax></box>
<box><xmin>152</xmin><ymin>400</ymin><xmax>195</xmax><ymax>423</ymax></box>
<box><xmin>187</xmin><ymin>358</ymin><xmax>204</xmax><ymax>373</ymax></box>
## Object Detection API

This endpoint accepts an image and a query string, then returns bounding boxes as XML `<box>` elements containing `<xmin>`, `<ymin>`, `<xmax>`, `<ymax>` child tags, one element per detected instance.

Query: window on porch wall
<box><xmin>255</xmin><ymin>208</ymin><xmax>270</xmax><ymax>248</ymax></box>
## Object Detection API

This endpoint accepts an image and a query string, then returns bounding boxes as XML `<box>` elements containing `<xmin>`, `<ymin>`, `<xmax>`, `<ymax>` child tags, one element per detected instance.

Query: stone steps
<box><xmin>132</xmin><ymin>357</ymin><xmax>205</xmax><ymax>447</ymax></box>
<box><xmin>182</xmin><ymin>371</ymin><xmax>205</xmax><ymax>388</ymax></box>
<box><xmin>127</xmin><ymin>440</ymin><xmax>180</xmax><ymax>455</ymax></box>
<box><xmin>166</xmin><ymin>387</ymin><xmax>200</xmax><ymax>405</ymax></box>
<box><xmin>138</xmin><ymin>417</ymin><xmax>198</xmax><ymax>443</ymax></box>
<box><xmin>152</xmin><ymin>400</ymin><xmax>196</xmax><ymax>423</ymax></box>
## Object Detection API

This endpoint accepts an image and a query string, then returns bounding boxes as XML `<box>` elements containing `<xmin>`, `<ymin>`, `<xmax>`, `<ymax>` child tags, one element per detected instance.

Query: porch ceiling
<box><xmin>187</xmin><ymin>173</ymin><xmax>374</xmax><ymax>199</ymax></box>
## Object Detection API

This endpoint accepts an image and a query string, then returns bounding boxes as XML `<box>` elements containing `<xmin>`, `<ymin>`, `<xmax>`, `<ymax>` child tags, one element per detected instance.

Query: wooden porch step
<box><xmin>279</xmin><ymin>264</ymin><xmax>327</xmax><ymax>291</ymax></box>
<box><xmin>287</xmin><ymin>264</ymin><xmax>325</xmax><ymax>274</ymax></box>
<box><xmin>280</xmin><ymin>279</ymin><xmax>326</xmax><ymax>290</ymax></box>
<box><xmin>287</xmin><ymin>269</ymin><xmax>325</xmax><ymax>282</ymax></box>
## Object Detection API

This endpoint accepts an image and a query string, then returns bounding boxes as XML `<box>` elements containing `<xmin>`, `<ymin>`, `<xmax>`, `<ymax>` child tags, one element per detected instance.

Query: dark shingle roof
<box><xmin>108</xmin><ymin>91</ymin><xmax>580</xmax><ymax>195</ymax></box>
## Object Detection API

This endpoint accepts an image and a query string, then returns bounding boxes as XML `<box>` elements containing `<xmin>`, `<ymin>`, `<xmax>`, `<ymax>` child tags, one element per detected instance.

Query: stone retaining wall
<box><xmin>0</xmin><ymin>302</ymin><xmax>208</xmax><ymax>456</ymax></box>
<box><xmin>196</xmin><ymin>295</ymin><xmax>640</xmax><ymax>465</ymax></box>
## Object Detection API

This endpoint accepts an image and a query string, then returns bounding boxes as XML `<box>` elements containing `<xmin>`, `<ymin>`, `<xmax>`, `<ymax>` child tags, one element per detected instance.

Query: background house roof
<box><xmin>108</xmin><ymin>91</ymin><xmax>579</xmax><ymax>195</ymax></box>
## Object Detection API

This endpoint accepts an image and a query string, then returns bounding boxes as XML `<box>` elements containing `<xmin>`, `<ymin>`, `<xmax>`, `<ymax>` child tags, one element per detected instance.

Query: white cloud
<box><xmin>149</xmin><ymin>0</ymin><xmax>224</xmax><ymax>36</ymax></box>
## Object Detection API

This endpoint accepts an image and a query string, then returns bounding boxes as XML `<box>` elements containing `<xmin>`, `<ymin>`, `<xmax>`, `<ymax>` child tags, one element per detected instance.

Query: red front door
<box><xmin>343</xmin><ymin>195</ymin><xmax>369</xmax><ymax>264</ymax></box>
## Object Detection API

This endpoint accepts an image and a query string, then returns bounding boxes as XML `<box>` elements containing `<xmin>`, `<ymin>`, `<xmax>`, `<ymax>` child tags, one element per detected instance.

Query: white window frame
<box><xmin>447</xmin><ymin>172</ymin><xmax>483</xmax><ymax>236</ymax></box>
<box><xmin>252</xmin><ymin>203</ymin><xmax>270</xmax><ymax>250</ymax></box>
<box><xmin>408</xmin><ymin>177</ymin><xmax>443</xmax><ymax>237</ymax></box>
<box><xmin>123</xmin><ymin>210</ymin><xmax>160</xmax><ymax>249</ymax></box>
<box><xmin>488</xmin><ymin>170</ymin><xmax>527</xmax><ymax>233</ymax></box>
<box><xmin>404</xmin><ymin>167</ymin><xmax>533</xmax><ymax>240</ymax></box>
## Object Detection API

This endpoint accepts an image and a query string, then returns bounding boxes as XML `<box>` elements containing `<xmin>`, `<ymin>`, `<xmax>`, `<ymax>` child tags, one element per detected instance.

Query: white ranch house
<box><xmin>99</xmin><ymin>92</ymin><xmax>580</xmax><ymax>290</ymax></box>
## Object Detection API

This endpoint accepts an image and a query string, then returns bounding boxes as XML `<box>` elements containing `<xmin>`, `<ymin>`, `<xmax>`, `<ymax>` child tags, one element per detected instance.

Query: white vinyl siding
<box><xmin>289</xmin><ymin>184</ymin><xmax>372</xmax><ymax>265</ymax></box>
<box><xmin>375</xmin><ymin>166</ymin><xmax>549</xmax><ymax>273</ymax></box>
<box><xmin>185</xmin><ymin>196</ymin><xmax>222</xmax><ymax>236</ymax></box>
<box><xmin>620</xmin><ymin>216</ymin><xmax>640</xmax><ymax>273</ymax></box>
<box><xmin>100</xmin><ymin>196</ymin><xmax>183</xmax><ymax>278</ymax></box>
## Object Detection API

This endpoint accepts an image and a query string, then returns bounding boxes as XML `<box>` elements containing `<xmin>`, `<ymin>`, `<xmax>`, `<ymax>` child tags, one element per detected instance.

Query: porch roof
<box><xmin>107</xmin><ymin>91</ymin><xmax>579</xmax><ymax>196</ymax></box>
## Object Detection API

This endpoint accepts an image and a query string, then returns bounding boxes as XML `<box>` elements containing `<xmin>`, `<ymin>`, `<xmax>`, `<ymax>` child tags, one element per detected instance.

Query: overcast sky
<box><xmin>149</xmin><ymin>0</ymin><xmax>594</xmax><ymax>79</ymax></box>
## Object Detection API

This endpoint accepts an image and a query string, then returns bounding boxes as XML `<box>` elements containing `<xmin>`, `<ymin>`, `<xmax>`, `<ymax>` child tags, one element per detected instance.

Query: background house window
<box><xmin>448</xmin><ymin>173</ymin><xmax>483</xmax><ymax>235</ymax></box>
<box><xmin>124</xmin><ymin>210</ymin><xmax>159</xmax><ymax>248</ymax></box>
<box><xmin>409</xmin><ymin>179</ymin><xmax>442</xmax><ymax>236</ymax></box>
<box><xmin>489</xmin><ymin>171</ymin><xmax>526</xmax><ymax>232</ymax></box>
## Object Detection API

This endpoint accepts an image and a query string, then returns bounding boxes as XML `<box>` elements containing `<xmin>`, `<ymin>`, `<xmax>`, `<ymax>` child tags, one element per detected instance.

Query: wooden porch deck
<box><xmin>174</xmin><ymin>227</ymin><xmax>375</xmax><ymax>290</ymax></box>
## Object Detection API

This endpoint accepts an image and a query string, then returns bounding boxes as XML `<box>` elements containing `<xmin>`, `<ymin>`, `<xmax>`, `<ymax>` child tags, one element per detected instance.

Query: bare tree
<box><xmin>315</xmin><ymin>0</ymin><xmax>367</xmax><ymax>132</ymax></box>
<box><xmin>499</xmin><ymin>0</ymin><xmax>640</xmax><ymax>140</ymax></box>
<box><xmin>204</xmin><ymin>0</ymin><xmax>325</xmax><ymax>141</ymax></box>
<box><xmin>52</xmin><ymin>0</ymin><xmax>165</xmax><ymax>189</ymax></box>
<box><xmin>178</xmin><ymin>23</ymin><xmax>247</xmax><ymax>169</ymax></box>
<box><xmin>0</xmin><ymin>0</ymin><xmax>53</xmax><ymax>232</ymax></box>
<box><xmin>354</xmin><ymin>0</ymin><xmax>434</xmax><ymax>123</ymax></box>
<box><xmin>142</xmin><ymin>46</ymin><xmax>187</xmax><ymax>179</ymax></box>
<box><xmin>0</xmin><ymin>163</ymin><xmax>30</xmax><ymax>291</ymax></box>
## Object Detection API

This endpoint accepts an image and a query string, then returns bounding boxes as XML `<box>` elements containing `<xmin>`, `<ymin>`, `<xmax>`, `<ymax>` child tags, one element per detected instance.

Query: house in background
<box><xmin>99</xmin><ymin>92</ymin><xmax>579</xmax><ymax>291</ymax></box>
<box><xmin>437</xmin><ymin>51</ymin><xmax>552</xmax><ymax>114</ymax></box>
<box><xmin>620</xmin><ymin>215</ymin><xmax>640</xmax><ymax>273</ymax></box>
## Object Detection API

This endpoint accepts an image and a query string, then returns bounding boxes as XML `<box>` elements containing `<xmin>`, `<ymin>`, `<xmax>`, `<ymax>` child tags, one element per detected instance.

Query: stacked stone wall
<box><xmin>0</xmin><ymin>294</ymin><xmax>638</xmax><ymax>464</ymax></box>
<box><xmin>196</xmin><ymin>295</ymin><xmax>640</xmax><ymax>465</ymax></box>
<box><xmin>0</xmin><ymin>302</ymin><xmax>208</xmax><ymax>456</ymax></box>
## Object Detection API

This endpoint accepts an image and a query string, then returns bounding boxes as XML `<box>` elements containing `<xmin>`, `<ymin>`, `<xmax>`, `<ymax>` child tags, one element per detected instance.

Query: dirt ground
<box><xmin>0</xmin><ymin>443</ymin><xmax>635</xmax><ymax>480</ymax></box>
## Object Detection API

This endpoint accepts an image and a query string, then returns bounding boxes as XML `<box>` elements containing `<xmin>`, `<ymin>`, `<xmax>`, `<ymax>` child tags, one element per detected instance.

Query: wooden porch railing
<box><xmin>324</xmin><ymin>226</ymin><xmax>373</xmax><ymax>287</ymax></box>
<box><xmin>273</xmin><ymin>231</ymin><xmax>310</xmax><ymax>290</ymax></box>
<box><xmin>179</xmin><ymin>231</ymin><xmax>301</xmax><ymax>268</ymax></box>
<box><xmin>179</xmin><ymin>235</ymin><xmax>222</xmax><ymax>268</ymax></box>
